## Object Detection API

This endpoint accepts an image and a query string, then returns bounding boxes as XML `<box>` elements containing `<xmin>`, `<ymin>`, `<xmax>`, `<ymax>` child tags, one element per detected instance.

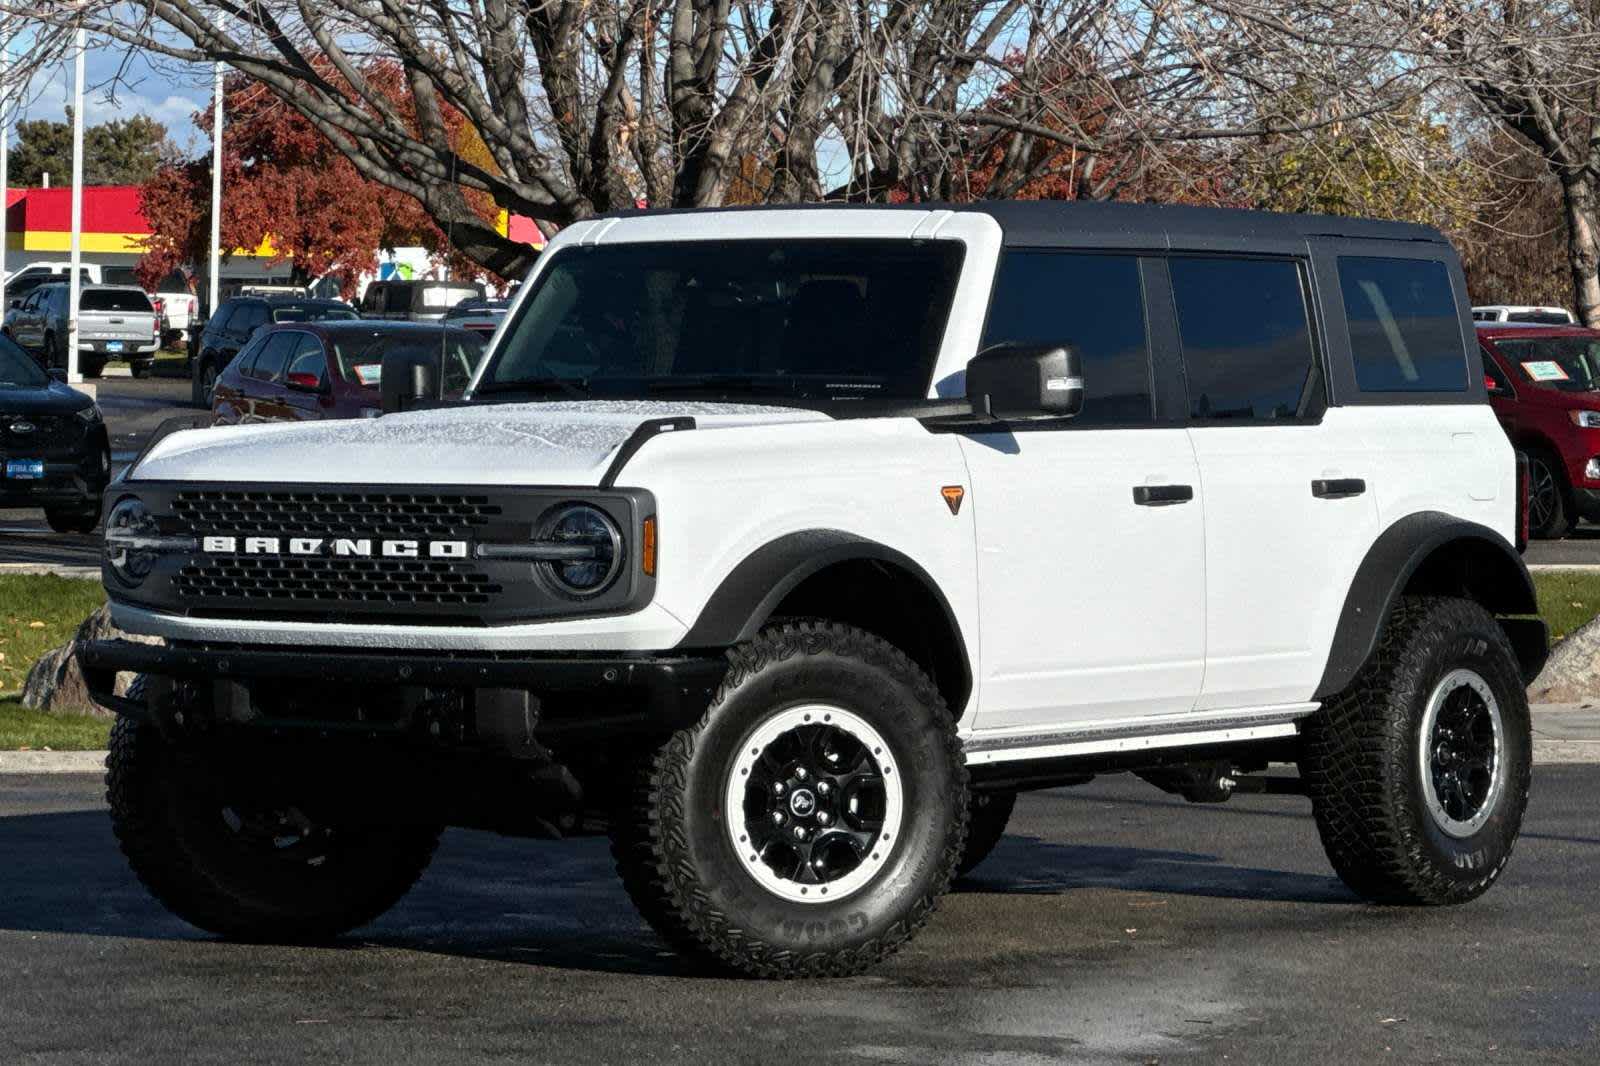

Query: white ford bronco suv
<box><xmin>85</xmin><ymin>203</ymin><xmax>1545</xmax><ymax>978</ymax></box>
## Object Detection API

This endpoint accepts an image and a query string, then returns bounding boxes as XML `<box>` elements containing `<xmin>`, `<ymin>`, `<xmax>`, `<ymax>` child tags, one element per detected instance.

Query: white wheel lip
<box><xmin>1418</xmin><ymin>668</ymin><xmax>1505</xmax><ymax>839</ymax></box>
<box><xmin>723</xmin><ymin>703</ymin><xmax>904</xmax><ymax>905</ymax></box>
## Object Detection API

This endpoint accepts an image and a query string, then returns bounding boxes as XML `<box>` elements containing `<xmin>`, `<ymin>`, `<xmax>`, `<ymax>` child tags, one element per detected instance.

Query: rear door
<box><xmin>1164</xmin><ymin>254</ymin><xmax>1379</xmax><ymax>711</ymax></box>
<box><xmin>240</xmin><ymin>332</ymin><xmax>297</xmax><ymax>421</ymax></box>
<box><xmin>962</xmin><ymin>251</ymin><xmax>1207</xmax><ymax>733</ymax></box>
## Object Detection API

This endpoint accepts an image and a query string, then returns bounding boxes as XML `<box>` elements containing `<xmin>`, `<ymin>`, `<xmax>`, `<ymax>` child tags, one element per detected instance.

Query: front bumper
<box><xmin>0</xmin><ymin>440</ymin><xmax>109</xmax><ymax>509</ymax></box>
<box><xmin>80</xmin><ymin>638</ymin><xmax>727</xmax><ymax>745</ymax></box>
<box><xmin>1575</xmin><ymin>487</ymin><xmax>1600</xmax><ymax>523</ymax></box>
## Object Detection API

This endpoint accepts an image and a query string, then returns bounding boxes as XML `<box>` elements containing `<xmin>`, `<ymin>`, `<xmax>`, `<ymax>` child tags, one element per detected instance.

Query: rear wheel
<box><xmin>1301</xmin><ymin>596</ymin><xmax>1531</xmax><ymax>905</ymax></box>
<box><xmin>107</xmin><ymin>703</ymin><xmax>441</xmax><ymax>942</ymax></box>
<box><xmin>1526</xmin><ymin>449</ymin><xmax>1572</xmax><ymax>539</ymax></box>
<box><xmin>956</xmin><ymin>791</ymin><xmax>1017</xmax><ymax>876</ymax></box>
<box><xmin>611</xmin><ymin>622</ymin><xmax>968</xmax><ymax>978</ymax></box>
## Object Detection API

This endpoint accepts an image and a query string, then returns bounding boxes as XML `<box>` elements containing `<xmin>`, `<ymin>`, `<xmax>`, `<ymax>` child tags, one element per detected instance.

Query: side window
<box><xmin>233</xmin><ymin>302</ymin><xmax>269</xmax><ymax>338</ymax></box>
<box><xmin>1481</xmin><ymin>349</ymin><xmax>1514</xmax><ymax>395</ymax></box>
<box><xmin>284</xmin><ymin>334</ymin><xmax>326</xmax><ymax>384</ymax></box>
<box><xmin>1169</xmin><ymin>257</ymin><xmax>1322</xmax><ymax>421</ymax></box>
<box><xmin>1338</xmin><ymin>257</ymin><xmax>1465</xmax><ymax>392</ymax></box>
<box><xmin>360</xmin><ymin>284</ymin><xmax>383</xmax><ymax>312</ymax></box>
<box><xmin>249</xmin><ymin>333</ymin><xmax>297</xmax><ymax>382</ymax></box>
<box><xmin>229</xmin><ymin>333</ymin><xmax>267</xmax><ymax>374</ymax></box>
<box><xmin>209</xmin><ymin>302</ymin><xmax>236</xmax><ymax>333</ymax></box>
<box><xmin>980</xmin><ymin>251</ymin><xmax>1153</xmax><ymax>425</ymax></box>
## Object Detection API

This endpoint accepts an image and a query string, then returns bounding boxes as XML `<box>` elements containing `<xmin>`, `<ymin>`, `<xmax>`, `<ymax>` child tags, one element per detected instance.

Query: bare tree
<box><xmin>5</xmin><ymin>0</ymin><xmax>1400</xmax><ymax>277</ymax></box>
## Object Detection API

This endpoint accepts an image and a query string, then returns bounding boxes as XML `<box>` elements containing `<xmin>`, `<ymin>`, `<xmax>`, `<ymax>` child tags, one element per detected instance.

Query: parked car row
<box><xmin>1</xmin><ymin>282</ymin><xmax>161</xmax><ymax>378</ymax></box>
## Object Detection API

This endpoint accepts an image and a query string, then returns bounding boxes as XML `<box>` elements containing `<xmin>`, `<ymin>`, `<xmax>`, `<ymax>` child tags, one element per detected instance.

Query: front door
<box><xmin>961</xmin><ymin>250</ymin><xmax>1207</xmax><ymax>732</ymax></box>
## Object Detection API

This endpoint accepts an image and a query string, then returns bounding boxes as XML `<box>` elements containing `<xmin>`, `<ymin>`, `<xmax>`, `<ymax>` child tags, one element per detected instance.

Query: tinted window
<box><xmin>209</xmin><ymin>302</ymin><xmax>237</xmax><ymax>332</ymax></box>
<box><xmin>0</xmin><ymin>333</ymin><xmax>46</xmax><ymax>387</ymax></box>
<box><xmin>80</xmin><ymin>289</ymin><xmax>152</xmax><ymax>313</ymax></box>
<box><xmin>249</xmin><ymin>333</ymin><xmax>297</xmax><ymax>381</ymax></box>
<box><xmin>1338</xmin><ymin>257</ymin><xmax>1465</xmax><ymax>391</ymax></box>
<box><xmin>272</xmin><ymin>304</ymin><xmax>357</xmax><ymax>323</ymax></box>
<box><xmin>330</xmin><ymin>329</ymin><xmax>485</xmax><ymax>393</ymax></box>
<box><xmin>483</xmin><ymin>240</ymin><xmax>965</xmax><ymax>405</ymax></box>
<box><xmin>1170</xmin><ymin>257</ymin><xmax>1321</xmax><ymax>420</ymax></box>
<box><xmin>1507</xmin><ymin>310</ymin><xmax>1572</xmax><ymax>324</ymax></box>
<box><xmin>285</xmin><ymin>334</ymin><xmax>327</xmax><ymax>383</ymax></box>
<box><xmin>232</xmin><ymin>302</ymin><xmax>270</xmax><ymax>337</ymax></box>
<box><xmin>980</xmin><ymin>252</ymin><xmax>1152</xmax><ymax>425</ymax></box>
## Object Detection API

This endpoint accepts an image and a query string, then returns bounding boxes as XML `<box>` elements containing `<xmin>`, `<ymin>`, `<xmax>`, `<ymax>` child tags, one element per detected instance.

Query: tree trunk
<box><xmin>1561</xmin><ymin>174</ymin><xmax>1600</xmax><ymax>327</ymax></box>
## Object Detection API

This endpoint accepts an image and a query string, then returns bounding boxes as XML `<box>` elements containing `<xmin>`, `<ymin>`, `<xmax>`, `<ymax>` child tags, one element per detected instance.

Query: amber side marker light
<box><xmin>941</xmin><ymin>486</ymin><xmax>965</xmax><ymax>515</ymax></box>
<box><xmin>641</xmin><ymin>515</ymin><xmax>658</xmax><ymax>576</ymax></box>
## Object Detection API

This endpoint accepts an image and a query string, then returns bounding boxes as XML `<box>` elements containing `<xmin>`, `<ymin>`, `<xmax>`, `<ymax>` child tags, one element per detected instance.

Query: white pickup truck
<box><xmin>2</xmin><ymin>282</ymin><xmax>160</xmax><ymax>378</ymax></box>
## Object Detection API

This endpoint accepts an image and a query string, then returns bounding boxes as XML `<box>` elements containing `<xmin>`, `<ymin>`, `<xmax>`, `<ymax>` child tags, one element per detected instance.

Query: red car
<box><xmin>1479</xmin><ymin>322</ymin><xmax>1600</xmax><ymax>537</ymax></box>
<box><xmin>211</xmin><ymin>321</ymin><xmax>485</xmax><ymax>426</ymax></box>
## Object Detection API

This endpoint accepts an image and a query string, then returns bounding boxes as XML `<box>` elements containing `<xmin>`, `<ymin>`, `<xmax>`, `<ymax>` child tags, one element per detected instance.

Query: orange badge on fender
<box><xmin>941</xmin><ymin>486</ymin><xmax>965</xmax><ymax>515</ymax></box>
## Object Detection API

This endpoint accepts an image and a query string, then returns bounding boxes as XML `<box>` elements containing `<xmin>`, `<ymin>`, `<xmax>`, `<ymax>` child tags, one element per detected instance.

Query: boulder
<box><xmin>20</xmin><ymin>604</ymin><xmax>162</xmax><ymax>717</ymax></box>
<box><xmin>1529</xmin><ymin>613</ymin><xmax>1600</xmax><ymax>704</ymax></box>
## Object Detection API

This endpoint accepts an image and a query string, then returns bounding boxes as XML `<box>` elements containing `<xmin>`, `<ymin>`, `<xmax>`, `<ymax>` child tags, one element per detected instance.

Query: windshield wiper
<box><xmin>474</xmin><ymin>377</ymin><xmax>591</xmax><ymax>400</ymax></box>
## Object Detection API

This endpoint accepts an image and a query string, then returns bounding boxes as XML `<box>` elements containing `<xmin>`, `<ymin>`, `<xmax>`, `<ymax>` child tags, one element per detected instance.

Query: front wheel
<box><xmin>107</xmin><ymin>709</ymin><xmax>442</xmax><ymax>941</ymax></box>
<box><xmin>1300</xmin><ymin>596</ymin><xmax>1531</xmax><ymax>905</ymax></box>
<box><xmin>612</xmin><ymin>622</ymin><xmax>968</xmax><ymax>978</ymax></box>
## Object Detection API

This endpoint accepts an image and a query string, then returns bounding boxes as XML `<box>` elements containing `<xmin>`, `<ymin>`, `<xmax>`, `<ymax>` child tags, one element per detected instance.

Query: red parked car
<box><xmin>211</xmin><ymin>321</ymin><xmax>486</xmax><ymax>426</ymax></box>
<box><xmin>1479</xmin><ymin>322</ymin><xmax>1600</xmax><ymax>537</ymax></box>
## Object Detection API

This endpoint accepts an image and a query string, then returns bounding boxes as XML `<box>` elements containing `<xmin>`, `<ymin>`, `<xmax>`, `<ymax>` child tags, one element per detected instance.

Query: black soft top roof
<box><xmin>599</xmin><ymin>200</ymin><xmax>1446</xmax><ymax>249</ymax></box>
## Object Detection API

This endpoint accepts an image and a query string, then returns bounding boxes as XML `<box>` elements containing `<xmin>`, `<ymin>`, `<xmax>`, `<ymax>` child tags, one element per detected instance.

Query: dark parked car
<box><xmin>189</xmin><ymin>296</ymin><xmax>358</xmax><ymax>406</ymax></box>
<box><xmin>211</xmin><ymin>321</ymin><xmax>486</xmax><ymax>425</ymax></box>
<box><xmin>0</xmin><ymin>333</ymin><xmax>109</xmax><ymax>532</ymax></box>
<box><xmin>1479</xmin><ymin>322</ymin><xmax>1600</xmax><ymax>538</ymax></box>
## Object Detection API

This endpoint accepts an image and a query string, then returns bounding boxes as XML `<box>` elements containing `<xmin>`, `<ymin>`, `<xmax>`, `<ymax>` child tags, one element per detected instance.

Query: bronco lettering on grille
<box><xmin>200</xmin><ymin>535</ymin><xmax>470</xmax><ymax>559</ymax></box>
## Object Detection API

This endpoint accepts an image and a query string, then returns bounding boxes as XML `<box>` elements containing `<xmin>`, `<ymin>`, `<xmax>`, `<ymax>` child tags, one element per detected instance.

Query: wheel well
<box><xmin>768</xmin><ymin>558</ymin><xmax>972</xmax><ymax>719</ymax></box>
<box><xmin>1402</xmin><ymin>535</ymin><xmax>1537</xmax><ymax>615</ymax></box>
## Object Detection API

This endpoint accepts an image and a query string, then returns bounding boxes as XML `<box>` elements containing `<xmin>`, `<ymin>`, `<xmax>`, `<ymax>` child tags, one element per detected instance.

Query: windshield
<box><xmin>81</xmin><ymin>289</ymin><xmax>152</xmax><ymax>313</ymax></box>
<box><xmin>1494</xmin><ymin>336</ymin><xmax>1600</xmax><ymax>391</ymax></box>
<box><xmin>0</xmin><ymin>334</ymin><xmax>47</xmax><ymax>387</ymax></box>
<box><xmin>330</xmin><ymin>329</ymin><xmax>486</xmax><ymax>394</ymax></box>
<box><xmin>273</xmin><ymin>305</ymin><xmax>357</xmax><ymax>324</ymax></box>
<box><xmin>475</xmin><ymin>239</ymin><xmax>965</xmax><ymax>406</ymax></box>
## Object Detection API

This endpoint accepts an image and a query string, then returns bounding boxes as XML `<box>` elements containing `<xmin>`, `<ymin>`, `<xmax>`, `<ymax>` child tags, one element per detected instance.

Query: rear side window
<box><xmin>1169</xmin><ymin>257</ymin><xmax>1322</xmax><ymax>420</ymax></box>
<box><xmin>285</xmin><ymin>334</ymin><xmax>327</xmax><ymax>383</ymax></box>
<box><xmin>1338</xmin><ymin>257</ymin><xmax>1465</xmax><ymax>391</ymax></box>
<box><xmin>232</xmin><ymin>302</ymin><xmax>270</xmax><ymax>337</ymax></box>
<box><xmin>249</xmin><ymin>333</ymin><xmax>298</xmax><ymax>382</ymax></box>
<box><xmin>981</xmin><ymin>252</ymin><xmax>1152</xmax><ymax>425</ymax></box>
<box><xmin>80</xmin><ymin>290</ymin><xmax>152</xmax><ymax>313</ymax></box>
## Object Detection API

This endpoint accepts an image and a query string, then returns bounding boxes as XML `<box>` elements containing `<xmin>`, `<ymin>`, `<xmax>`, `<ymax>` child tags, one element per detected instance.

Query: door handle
<box><xmin>1312</xmin><ymin>478</ymin><xmax>1366</xmax><ymax>499</ymax></box>
<box><xmin>1132</xmin><ymin>484</ymin><xmax>1194</xmax><ymax>506</ymax></box>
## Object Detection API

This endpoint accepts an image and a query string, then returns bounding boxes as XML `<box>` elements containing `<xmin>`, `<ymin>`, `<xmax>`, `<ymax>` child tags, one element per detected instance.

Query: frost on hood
<box><xmin>133</xmin><ymin>399</ymin><xmax>833</xmax><ymax>486</ymax></box>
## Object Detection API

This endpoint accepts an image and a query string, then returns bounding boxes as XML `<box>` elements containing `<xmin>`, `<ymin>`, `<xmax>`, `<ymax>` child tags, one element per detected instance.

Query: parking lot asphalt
<box><xmin>1</xmin><ymin>768</ymin><xmax>1595</xmax><ymax>1065</ymax></box>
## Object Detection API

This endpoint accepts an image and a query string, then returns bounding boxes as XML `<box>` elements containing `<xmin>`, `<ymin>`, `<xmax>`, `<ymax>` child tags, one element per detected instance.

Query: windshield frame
<box><xmin>468</xmin><ymin>237</ymin><xmax>968</xmax><ymax>415</ymax></box>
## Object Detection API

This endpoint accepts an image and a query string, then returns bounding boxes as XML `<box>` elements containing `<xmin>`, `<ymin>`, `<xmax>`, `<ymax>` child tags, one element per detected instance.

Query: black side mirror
<box><xmin>47</xmin><ymin>367</ymin><xmax>67</xmax><ymax>383</ymax></box>
<box><xmin>965</xmin><ymin>343</ymin><xmax>1083</xmax><ymax>420</ymax></box>
<box><xmin>380</xmin><ymin>347</ymin><xmax>444</xmax><ymax>414</ymax></box>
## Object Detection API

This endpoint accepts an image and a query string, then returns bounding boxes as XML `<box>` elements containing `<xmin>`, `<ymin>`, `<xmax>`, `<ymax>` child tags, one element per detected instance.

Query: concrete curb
<box><xmin>0</xmin><ymin>750</ymin><xmax>106</xmax><ymax>774</ymax></box>
<box><xmin>5</xmin><ymin>704</ymin><xmax>1599</xmax><ymax>774</ymax></box>
<box><xmin>1527</xmin><ymin>563</ymin><xmax>1600</xmax><ymax>572</ymax></box>
<box><xmin>0</xmin><ymin>563</ymin><xmax>100</xmax><ymax>580</ymax></box>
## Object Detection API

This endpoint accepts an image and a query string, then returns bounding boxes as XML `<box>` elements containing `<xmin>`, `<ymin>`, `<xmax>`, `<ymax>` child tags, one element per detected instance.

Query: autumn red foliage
<box><xmin>137</xmin><ymin>65</ymin><xmax>505</xmax><ymax>297</ymax></box>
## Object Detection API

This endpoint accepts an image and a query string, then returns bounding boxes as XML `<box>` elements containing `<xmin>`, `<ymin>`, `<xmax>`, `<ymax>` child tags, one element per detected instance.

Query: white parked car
<box><xmin>85</xmin><ymin>203</ymin><xmax>1543</xmax><ymax>978</ymax></box>
<box><xmin>1472</xmin><ymin>304</ymin><xmax>1576</xmax><ymax>324</ymax></box>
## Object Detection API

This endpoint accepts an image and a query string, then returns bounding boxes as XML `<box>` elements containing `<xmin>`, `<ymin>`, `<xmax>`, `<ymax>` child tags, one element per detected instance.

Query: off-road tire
<box><xmin>107</xmin><ymin>697</ymin><xmax>442</xmax><ymax>942</ymax></box>
<box><xmin>1300</xmin><ymin>596</ymin><xmax>1531</xmax><ymax>905</ymax></box>
<box><xmin>611</xmin><ymin>622</ymin><xmax>968</xmax><ymax>978</ymax></box>
<box><xmin>1526</xmin><ymin>448</ymin><xmax>1572</xmax><ymax>539</ymax></box>
<box><xmin>957</xmin><ymin>791</ymin><xmax>1017</xmax><ymax>876</ymax></box>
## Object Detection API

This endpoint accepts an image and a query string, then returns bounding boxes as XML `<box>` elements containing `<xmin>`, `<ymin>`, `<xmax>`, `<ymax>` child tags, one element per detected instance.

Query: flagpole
<box><xmin>67</xmin><ymin>21</ymin><xmax>85</xmax><ymax>383</ymax></box>
<box><xmin>208</xmin><ymin>61</ymin><xmax>221</xmax><ymax>316</ymax></box>
<box><xmin>0</xmin><ymin>19</ymin><xmax>9</xmax><ymax>309</ymax></box>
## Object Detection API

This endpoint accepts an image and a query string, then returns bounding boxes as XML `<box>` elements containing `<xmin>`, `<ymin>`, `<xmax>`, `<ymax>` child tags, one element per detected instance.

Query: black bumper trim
<box><xmin>80</xmin><ymin>639</ymin><xmax>728</xmax><ymax>734</ymax></box>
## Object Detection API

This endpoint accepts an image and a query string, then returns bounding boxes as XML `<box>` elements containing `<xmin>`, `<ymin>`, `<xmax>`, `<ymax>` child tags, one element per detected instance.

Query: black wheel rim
<box><xmin>726</xmin><ymin>705</ymin><xmax>903</xmax><ymax>903</ymax></box>
<box><xmin>217</xmin><ymin>804</ymin><xmax>338</xmax><ymax>866</ymax></box>
<box><xmin>1420</xmin><ymin>669</ymin><xmax>1503</xmax><ymax>838</ymax></box>
<box><xmin>1529</xmin><ymin>458</ymin><xmax>1558</xmax><ymax>532</ymax></box>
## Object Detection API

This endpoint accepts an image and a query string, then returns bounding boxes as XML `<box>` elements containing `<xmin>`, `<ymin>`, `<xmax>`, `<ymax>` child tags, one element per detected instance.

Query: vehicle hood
<box><xmin>131</xmin><ymin>400</ymin><xmax>835</xmax><ymax>486</ymax></box>
<box><xmin>0</xmin><ymin>378</ymin><xmax>96</xmax><ymax>417</ymax></box>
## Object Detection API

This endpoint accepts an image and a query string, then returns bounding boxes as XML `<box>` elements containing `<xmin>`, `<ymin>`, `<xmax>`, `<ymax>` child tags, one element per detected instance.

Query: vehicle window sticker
<box><xmin>1522</xmin><ymin>360</ymin><xmax>1569</xmax><ymax>382</ymax></box>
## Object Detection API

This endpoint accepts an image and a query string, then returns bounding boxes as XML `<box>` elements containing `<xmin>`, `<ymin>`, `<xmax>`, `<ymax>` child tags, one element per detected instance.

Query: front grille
<box><xmin>175</xmin><ymin>555</ymin><xmax>503</xmax><ymax>608</ymax></box>
<box><xmin>171</xmin><ymin>489</ymin><xmax>504</xmax><ymax>539</ymax></box>
<box><xmin>3</xmin><ymin>414</ymin><xmax>79</xmax><ymax>449</ymax></box>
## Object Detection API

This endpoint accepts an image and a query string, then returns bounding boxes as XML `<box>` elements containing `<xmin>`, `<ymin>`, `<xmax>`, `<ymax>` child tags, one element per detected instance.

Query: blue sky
<box><xmin>12</xmin><ymin>40</ymin><xmax>209</xmax><ymax>154</ymax></box>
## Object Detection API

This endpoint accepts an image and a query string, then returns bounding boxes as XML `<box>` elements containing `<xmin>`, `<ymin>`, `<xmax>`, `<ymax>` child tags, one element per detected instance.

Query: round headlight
<box><xmin>105</xmin><ymin>497</ymin><xmax>157</xmax><ymax>584</ymax></box>
<box><xmin>540</xmin><ymin>504</ymin><xmax>622</xmax><ymax>596</ymax></box>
